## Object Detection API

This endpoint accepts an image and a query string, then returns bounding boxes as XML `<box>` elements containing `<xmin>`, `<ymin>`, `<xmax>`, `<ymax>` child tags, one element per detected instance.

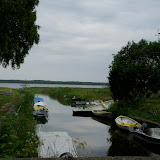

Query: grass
<box><xmin>0</xmin><ymin>89</ymin><xmax>39</xmax><ymax>158</ymax></box>
<box><xmin>108</xmin><ymin>97</ymin><xmax>160</xmax><ymax>124</ymax></box>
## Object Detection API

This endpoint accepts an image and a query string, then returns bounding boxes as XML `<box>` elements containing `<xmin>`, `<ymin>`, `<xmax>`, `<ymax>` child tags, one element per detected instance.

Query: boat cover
<box><xmin>34</xmin><ymin>98</ymin><xmax>44</xmax><ymax>103</ymax></box>
<box><xmin>37</xmin><ymin>132</ymin><xmax>77</xmax><ymax>158</ymax></box>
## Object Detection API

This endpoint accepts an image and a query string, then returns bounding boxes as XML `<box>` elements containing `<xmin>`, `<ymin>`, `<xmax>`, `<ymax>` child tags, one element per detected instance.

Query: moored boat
<box><xmin>37</xmin><ymin>132</ymin><xmax>77</xmax><ymax>158</ymax></box>
<box><xmin>85</xmin><ymin>103</ymin><xmax>108</xmax><ymax>111</ymax></box>
<box><xmin>115</xmin><ymin>115</ymin><xmax>142</xmax><ymax>132</ymax></box>
<box><xmin>134</xmin><ymin>128</ymin><xmax>160</xmax><ymax>145</ymax></box>
<box><xmin>101</xmin><ymin>100</ymin><xmax>114</xmax><ymax>109</ymax></box>
<box><xmin>71</xmin><ymin>97</ymin><xmax>87</xmax><ymax>106</ymax></box>
<box><xmin>33</xmin><ymin>99</ymin><xmax>48</xmax><ymax>117</ymax></box>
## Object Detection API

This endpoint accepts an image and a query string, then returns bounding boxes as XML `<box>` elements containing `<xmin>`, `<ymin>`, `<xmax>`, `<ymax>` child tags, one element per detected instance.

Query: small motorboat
<box><xmin>37</xmin><ymin>132</ymin><xmax>77</xmax><ymax>158</ymax></box>
<box><xmin>134</xmin><ymin>128</ymin><xmax>160</xmax><ymax>145</ymax></box>
<box><xmin>115</xmin><ymin>115</ymin><xmax>142</xmax><ymax>132</ymax></box>
<box><xmin>34</xmin><ymin>102</ymin><xmax>48</xmax><ymax>112</ymax></box>
<box><xmin>33</xmin><ymin>101</ymin><xmax>48</xmax><ymax>117</ymax></box>
<box><xmin>92</xmin><ymin>110</ymin><xmax>112</xmax><ymax>118</ymax></box>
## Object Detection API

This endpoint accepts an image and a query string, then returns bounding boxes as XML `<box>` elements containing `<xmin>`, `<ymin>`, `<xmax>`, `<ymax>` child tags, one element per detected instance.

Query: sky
<box><xmin>1</xmin><ymin>0</ymin><xmax>160</xmax><ymax>82</ymax></box>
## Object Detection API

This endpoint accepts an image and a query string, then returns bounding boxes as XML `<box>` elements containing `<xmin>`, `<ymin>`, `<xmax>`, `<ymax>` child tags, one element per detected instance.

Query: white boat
<box><xmin>134</xmin><ymin>128</ymin><xmax>160</xmax><ymax>145</ymax></box>
<box><xmin>92</xmin><ymin>110</ymin><xmax>112</xmax><ymax>118</ymax></box>
<box><xmin>85</xmin><ymin>103</ymin><xmax>107</xmax><ymax>111</ymax></box>
<box><xmin>101</xmin><ymin>100</ymin><xmax>114</xmax><ymax>109</ymax></box>
<box><xmin>115</xmin><ymin>115</ymin><xmax>142</xmax><ymax>132</ymax></box>
<box><xmin>37</xmin><ymin>132</ymin><xmax>77</xmax><ymax>158</ymax></box>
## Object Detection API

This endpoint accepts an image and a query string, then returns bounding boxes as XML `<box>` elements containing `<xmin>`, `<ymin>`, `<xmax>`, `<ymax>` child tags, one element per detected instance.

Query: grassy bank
<box><xmin>108</xmin><ymin>93</ymin><xmax>160</xmax><ymax>124</ymax></box>
<box><xmin>0</xmin><ymin>89</ymin><xmax>39</xmax><ymax>158</ymax></box>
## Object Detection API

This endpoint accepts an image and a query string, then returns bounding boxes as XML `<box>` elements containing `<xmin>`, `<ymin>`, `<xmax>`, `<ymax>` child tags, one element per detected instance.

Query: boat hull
<box><xmin>92</xmin><ymin>110</ymin><xmax>112</xmax><ymax>118</ymax></box>
<box><xmin>134</xmin><ymin>128</ymin><xmax>160</xmax><ymax>145</ymax></box>
<box><xmin>33</xmin><ymin>109</ymin><xmax>48</xmax><ymax>117</ymax></box>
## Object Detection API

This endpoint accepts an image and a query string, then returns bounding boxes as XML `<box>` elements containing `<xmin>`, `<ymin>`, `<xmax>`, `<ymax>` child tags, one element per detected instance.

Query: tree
<box><xmin>0</xmin><ymin>0</ymin><xmax>39</xmax><ymax>69</ymax></box>
<box><xmin>108</xmin><ymin>39</ymin><xmax>160</xmax><ymax>101</ymax></box>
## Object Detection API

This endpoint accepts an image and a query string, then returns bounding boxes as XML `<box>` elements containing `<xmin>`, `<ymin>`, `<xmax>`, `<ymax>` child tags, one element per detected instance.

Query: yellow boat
<box><xmin>115</xmin><ymin>115</ymin><xmax>142</xmax><ymax>132</ymax></box>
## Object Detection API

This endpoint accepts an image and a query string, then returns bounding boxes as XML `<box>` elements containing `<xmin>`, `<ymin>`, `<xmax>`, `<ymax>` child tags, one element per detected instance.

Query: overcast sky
<box><xmin>1</xmin><ymin>0</ymin><xmax>160</xmax><ymax>82</ymax></box>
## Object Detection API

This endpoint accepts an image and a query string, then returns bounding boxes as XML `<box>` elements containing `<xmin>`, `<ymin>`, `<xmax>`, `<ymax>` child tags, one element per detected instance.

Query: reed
<box><xmin>28</xmin><ymin>87</ymin><xmax>112</xmax><ymax>105</ymax></box>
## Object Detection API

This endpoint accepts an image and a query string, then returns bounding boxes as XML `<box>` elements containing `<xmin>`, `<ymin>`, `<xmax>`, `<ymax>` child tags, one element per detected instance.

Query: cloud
<box><xmin>0</xmin><ymin>0</ymin><xmax>160</xmax><ymax>82</ymax></box>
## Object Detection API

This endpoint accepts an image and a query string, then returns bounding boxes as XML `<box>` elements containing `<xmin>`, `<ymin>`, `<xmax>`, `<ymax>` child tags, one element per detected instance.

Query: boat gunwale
<box><xmin>115</xmin><ymin>115</ymin><xmax>142</xmax><ymax>127</ymax></box>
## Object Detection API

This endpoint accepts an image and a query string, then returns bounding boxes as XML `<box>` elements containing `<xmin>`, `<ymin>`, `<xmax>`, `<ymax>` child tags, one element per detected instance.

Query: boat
<box><xmin>101</xmin><ymin>100</ymin><xmax>114</xmax><ymax>109</ymax></box>
<box><xmin>37</xmin><ymin>132</ymin><xmax>77</xmax><ymax>158</ymax></box>
<box><xmin>134</xmin><ymin>128</ymin><xmax>160</xmax><ymax>145</ymax></box>
<box><xmin>92</xmin><ymin>110</ymin><xmax>112</xmax><ymax>118</ymax></box>
<box><xmin>71</xmin><ymin>97</ymin><xmax>87</xmax><ymax>106</ymax></box>
<box><xmin>85</xmin><ymin>103</ymin><xmax>108</xmax><ymax>111</ymax></box>
<box><xmin>115</xmin><ymin>115</ymin><xmax>142</xmax><ymax>132</ymax></box>
<box><xmin>94</xmin><ymin>100</ymin><xmax>103</xmax><ymax>105</ymax></box>
<box><xmin>33</xmin><ymin>101</ymin><xmax>48</xmax><ymax>117</ymax></box>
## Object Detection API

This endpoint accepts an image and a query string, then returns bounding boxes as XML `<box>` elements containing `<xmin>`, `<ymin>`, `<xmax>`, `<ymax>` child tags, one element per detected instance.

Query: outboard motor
<box><xmin>142</xmin><ymin>123</ymin><xmax>147</xmax><ymax>131</ymax></box>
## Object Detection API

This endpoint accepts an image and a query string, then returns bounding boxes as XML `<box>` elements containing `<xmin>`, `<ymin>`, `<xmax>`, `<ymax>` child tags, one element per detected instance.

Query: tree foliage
<box><xmin>108</xmin><ymin>39</ymin><xmax>160</xmax><ymax>101</ymax></box>
<box><xmin>0</xmin><ymin>0</ymin><xmax>39</xmax><ymax>69</ymax></box>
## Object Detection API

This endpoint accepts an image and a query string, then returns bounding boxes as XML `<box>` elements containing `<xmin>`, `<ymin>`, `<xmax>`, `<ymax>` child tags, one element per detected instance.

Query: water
<box><xmin>0</xmin><ymin>83</ymin><xmax>107</xmax><ymax>89</ymax></box>
<box><xmin>35</xmin><ymin>94</ymin><xmax>160</xmax><ymax>157</ymax></box>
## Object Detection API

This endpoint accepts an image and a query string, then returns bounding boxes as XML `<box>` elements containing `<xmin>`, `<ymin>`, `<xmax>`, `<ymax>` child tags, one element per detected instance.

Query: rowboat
<box><xmin>37</xmin><ymin>132</ymin><xmax>77</xmax><ymax>158</ymax></box>
<box><xmin>85</xmin><ymin>103</ymin><xmax>107</xmax><ymax>111</ymax></box>
<box><xmin>92</xmin><ymin>110</ymin><xmax>112</xmax><ymax>118</ymax></box>
<box><xmin>101</xmin><ymin>100</ymin><xmax>114</xmax><ymax>109</ymax></box>
<box><xmin>115</xmin><ymin>115</ymin><xmax>142</xmax><ymax>132</ymax></box>
<box><xmin>134</xmin><ymin>128</ymin><xmax>160</xmax><ymax>145</ymax></box>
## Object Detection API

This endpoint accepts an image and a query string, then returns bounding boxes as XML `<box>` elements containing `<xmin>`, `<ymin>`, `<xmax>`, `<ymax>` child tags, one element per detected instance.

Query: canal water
<box><xmin>35</xmin><ymin>94</ymin><xmax>160</xmax><ymax>157</ymax></box>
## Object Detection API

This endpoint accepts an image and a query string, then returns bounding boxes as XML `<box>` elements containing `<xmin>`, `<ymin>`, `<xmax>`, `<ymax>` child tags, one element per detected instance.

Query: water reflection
<box><xmin>35</xmin><ymin>94</ymin><xmax>160</xmax><ymax>157</ymax></box>
<box><xmin>34</xmin><ymin>116</ymin><xmax>48</xmax><ymax>124</ymax></box>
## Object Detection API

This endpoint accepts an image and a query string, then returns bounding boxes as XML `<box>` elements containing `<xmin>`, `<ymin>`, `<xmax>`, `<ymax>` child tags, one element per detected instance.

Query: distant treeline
<box><xmin>0</xmin><ymin>80</ymin><xmax>109</xmax><ymax>86</ymax></box>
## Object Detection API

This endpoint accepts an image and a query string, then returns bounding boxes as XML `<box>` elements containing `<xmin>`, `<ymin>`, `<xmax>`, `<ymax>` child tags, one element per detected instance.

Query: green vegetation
<box><xmin>0</xmin><ymin>0</ymin><xmax>39</xmax><ymax>68</ymax></box>
<box><xmin>108</xmin><ymin>92</ymin><xmax>160</xmax><ymax>124</ymax></box>
<box><xmin>28</xmin><ymin>87</ymin><xmax>112</xmax><ymax>105</ymax></box>
<box><xmin>0</xmin><ymin>89</ymin><xmax>39</xmax><ymax>158</ymax></box>
<box><xmin>108</xmin><ymin>39</ymin><xmax>160</xmax><ymax>101</ymax></box>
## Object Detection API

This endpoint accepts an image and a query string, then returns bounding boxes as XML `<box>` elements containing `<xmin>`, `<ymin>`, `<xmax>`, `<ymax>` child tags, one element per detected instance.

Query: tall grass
<box><xmin>28</xmin><ymin>87</ymin><xmax>112</xmax><ymax>105</ymax></box>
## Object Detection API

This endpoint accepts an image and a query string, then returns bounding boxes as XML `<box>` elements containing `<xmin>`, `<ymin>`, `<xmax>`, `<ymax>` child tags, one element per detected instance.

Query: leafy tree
<box><xmin>0</xmin><ymin>0</ymin><xmax>39</xmax><ymax>69</ymax></box>
<box><xmin>108</xmin><ymin>39</ymin><xmax>160</xmax><ymax>101</ymax></box>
